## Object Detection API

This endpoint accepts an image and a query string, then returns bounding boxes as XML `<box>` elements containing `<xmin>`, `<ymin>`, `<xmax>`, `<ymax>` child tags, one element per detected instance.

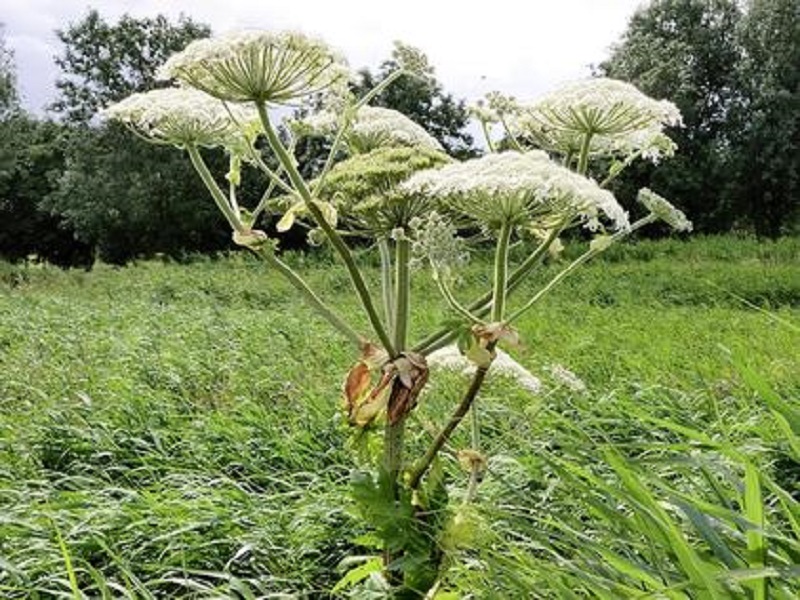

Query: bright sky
<box><xmin>3</xmin><ymin>0</ymin><xmax>645</xmax><ymax>114</ymax></box>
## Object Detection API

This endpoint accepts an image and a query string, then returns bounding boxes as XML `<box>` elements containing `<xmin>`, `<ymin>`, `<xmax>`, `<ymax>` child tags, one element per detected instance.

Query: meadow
<box><xmin>1</xmin><ymin>235</ymin><xmax>799</xmax><ymax>598</ymax></box>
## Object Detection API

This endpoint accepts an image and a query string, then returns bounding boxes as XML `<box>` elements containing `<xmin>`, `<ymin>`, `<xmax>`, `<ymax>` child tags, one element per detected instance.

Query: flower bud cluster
<box><xmin>392</xmin><ymin>41</ymin><xmax>433</xmax><ymax>79</ymax></box>
<box><xmin>409</xmin><ymin>211</ymin><xmax>469</xmax><ymax>276</ymax></box>
<box><xmin>638</xmin><ymin>188</ymin><xmax>693</xmax><ymax>232</ymax></box>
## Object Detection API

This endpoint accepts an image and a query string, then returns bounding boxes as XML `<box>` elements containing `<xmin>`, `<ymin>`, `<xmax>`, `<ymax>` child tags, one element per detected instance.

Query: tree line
<box><xmin>0</xmin><ymin>0</ymin><xmax>797</xmax><ymax>267</ymax></box>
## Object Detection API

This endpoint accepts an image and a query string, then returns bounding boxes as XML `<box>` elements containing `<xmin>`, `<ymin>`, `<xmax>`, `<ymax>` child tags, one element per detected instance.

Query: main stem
<box><xmin>383</xmin><ymin>237</ymin><xmax>412</xmax><ymax>487</ymax></box>
<box><xmin>491</xmin><ymin>221</ymin><xmax>513</xmax><ymax>322</ymax></box>
<box><xmin>256</xmin><ymin>102</ymin><xmax>396</xmax><ymax>357</ymax></box>
<box><xmin>392</xmin><ymin>237</ymin><xmax>410</xmax><ymax>352</ymax></box>
<box><xmin>381</xmin><ymin>236</ymin><xmax>413</xmax><ymax>579</ymax></box>
<box><xmin>378</xmin><ymin>239</ymin><xmax>395</xmax><ymax>341</ymax></box>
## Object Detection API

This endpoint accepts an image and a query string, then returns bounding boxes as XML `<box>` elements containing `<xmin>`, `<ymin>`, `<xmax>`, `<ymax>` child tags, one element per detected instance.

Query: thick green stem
<box><xmin>491</xmin><ymin>221</ymin><xmax>513</xmax><ymax>322</ymax></box>
<box><xmin>577</xmin><ymin>132</ymin><xmax>594</xmax><ymax>176</ymax></box>
<box><xmin>253</xmin><ymin>247</ymin><xmax>365</xmax><ymax>347</ymax></box>
<box><xmin>383</xmin><ymin>411</ymin><xmax>406</xmax><ymax>488</ymax></box>
<box><xmin>381</xmin><ymin>382</ymin><xmax>409</xmax><ymax>580</ymax></box>
<box><xmin>256</xmin><ymin>102</ymin><xmax>396</xmax><ymax>357</ymax></box>
<box><xmin>408</xmin><ymin>359</ymin><xmax>491</xmax><ymax>490</ymax></box>
<box><xmin>382</xmin><ymin>237</ymin><xmax>411</xmax><ymax>513</ymax></box>
<box><xmin>378</xmin><ymin>239</ymin><xmax>395</xmax><ymax>340</ymax></box>
<box><xmin>187</xmin><ymin>145</ymin><xmax>244</xmax><ymax>233</ymax></box>
<box><xmin>393</xmin><ymin>237</ymin><xmax>411</xmax><ymax>352</ymax></box>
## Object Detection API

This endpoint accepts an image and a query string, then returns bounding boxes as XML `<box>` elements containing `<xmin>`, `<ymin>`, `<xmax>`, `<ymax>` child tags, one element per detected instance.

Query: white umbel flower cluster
<box><xmin>158</xmin><ymin>30</ymin><xmax>350</xmax><ymax>104</ymax></box>
<box><xmin>301</xmin><ymin>106</ymin><xmax>443</xmax><ymax>153</ymax></box>
<box><xmin>101</xmin><ymin>87</ymin><xmax>261</xmax><ymax>150</ymax></box>
<box><xmin>401</xmin><ymin>151</ymin><xmax>629</xmax><ymax>231</ymax></box>
<box><xmin>508</xmin><ymin>78</ymin><xmax>682</xmax><ymax>162</ymax></box>
<box><xmin>638</xmin><ymin>188</ymin><xmax>693</xmax><ymax>232</ymax></box>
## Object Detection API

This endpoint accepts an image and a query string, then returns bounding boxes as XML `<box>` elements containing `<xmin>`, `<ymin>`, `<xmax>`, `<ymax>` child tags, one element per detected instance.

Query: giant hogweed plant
<box><xmin>103</xmin><ymin>29</ymin><xmax>691</xmax><ymax>597</ymax></box>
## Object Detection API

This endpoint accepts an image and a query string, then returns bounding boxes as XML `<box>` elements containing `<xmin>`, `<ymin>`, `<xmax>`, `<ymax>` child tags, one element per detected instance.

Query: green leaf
<box><xmin>744</xmin><ymin>462</ymin><xmax>767</xmax><ymax>600</ymax></box>
<box><xmin>331</xmin><ymin>556</ymin><xmax>383</xmax><ymax>594</ymax></box>
<box><xmin>604</xmin><ymin>449</ymin><xmax>727</xmax><ymax>600</ymax></box>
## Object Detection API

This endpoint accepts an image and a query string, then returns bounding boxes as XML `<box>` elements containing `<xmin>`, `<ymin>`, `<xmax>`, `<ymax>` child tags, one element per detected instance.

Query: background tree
<box><xmin>0</xmin><ymin>25</ymin><xmax>91</xmax><ymax>265</ymax></box>
<box><xmin>50</xmin><ymin>10</ymin><xmax>210</xmax><ymax>123</ymax></box>
<box><xmin>0</xmin><ymin>24</ymin><xmax>17</xmax><ymax>118</ymax></box>
<box><xmin>352</xmin><ymin>44</ymin><xmax>475</xmax><ymax>158</ymax></box>
<box><xmin>598</xmin><ymin>0</ymin><xmax>743</xmax><ymax>233</ymax></box>
<box><xmin>728</xmin><ymin>0</ymin><xmax>799</xmax><ymax>237</ymax></box>
<box><xmin>0</xmin><ymin>116</ymin><xmax>94</xmax><ymax>266</ymax></box>
<box><xmin>43</xmin><ymin>124</ymin><xmax>231</xmax><ymax>264</ymax></box>
<box><xmin>45</xmin><ymin>11</ymin><xmax>240</xmax><ymax>263</ymax></box>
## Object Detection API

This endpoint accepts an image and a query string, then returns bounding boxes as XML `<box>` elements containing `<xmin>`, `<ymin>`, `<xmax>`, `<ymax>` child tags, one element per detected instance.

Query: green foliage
<box><xmin>600</xmin><ymin>0</ymin><xmax>799</xmax><ymax>236</ymax></box>
<box><xmin>43</xmin><ymin>123</ymin><xmax>232</xmax><ymax>264</ymax></box>
<box><xmin>42</xmin><ymin>11</ymin><xmax>239</xmax><ymax>264</ymax></box>
<box><xmin>50</xmin><ymin>9</ymin><xmax>210</xmax><ymax>124</ymax></box>
<box><xmin>728</xmin><ymin>0</ymin><xmax>800</xmax><ymax>237</ymax></box>
<box><xmin>0</xmin><ymin>115</ymin><xmax>92</xmax><ymax>266</ymax></box>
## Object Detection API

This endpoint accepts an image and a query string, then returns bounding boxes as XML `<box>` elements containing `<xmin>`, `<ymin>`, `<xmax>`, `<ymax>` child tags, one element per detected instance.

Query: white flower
<box><xmin>158</xmin><ymin>30</ymin><xmax>350</xmax><ymax>104</ymax></box>
<box><xmin>638</xmin><ymin>188</ymin><xmax>693</xmax><ymax>232</ymax></box>
<box><xmin>508</xmin><ymin>78</ymin><xmax>682</xmax><ymax>162</ymax></box>
<box><xmin>401</xmin><ymin>151</ymin><xmax>629</xmax><ymax>231</ymax></box>
<box><xmin>301</xmin><ymin>106</ymin><xmax>443</xmax><ymax>153</ymax></box>
<box><xmin>427</xmin><ymin>344</ymin><xmax>541</xmax><ymax>395</ymax></box>
<box><xmin>100</xmin><ymin>87</ymin><xmax>260</xmax><ymax>150</ymax></box>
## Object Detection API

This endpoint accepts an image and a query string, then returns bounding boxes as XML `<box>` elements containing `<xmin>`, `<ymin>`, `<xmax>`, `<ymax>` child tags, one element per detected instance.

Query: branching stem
<box><xmin>408</xmin><ymin>353</ymin><xmax>493</xmax><ymax>490</ymax></box>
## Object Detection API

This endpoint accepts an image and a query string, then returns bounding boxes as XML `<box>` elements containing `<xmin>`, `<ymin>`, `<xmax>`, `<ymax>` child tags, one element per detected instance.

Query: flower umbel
<box><xmin>300</xmin><ymin>105</ymin><xmax>444</xmax><ymax>154</ymax></box>
<box><xmin>638</xmin><ymin>188</ymin><xmax>693</xmax><ymax>232</ymax></box>
<box><xmin>392</xmin><ymin>41</ymin><xmax>433</xmax><ymax>79</ymax></box>
<box><xmin>158</xmin><ymin>30</ymin><xmax>350</xmax><ymax>104</ymax></box>
<box><xmin>401</xmin><ymin>151</ymin><xmax>629</xmax><ymax>231</ymax></box>
<box><xmin>508</xmin><ymin>77</ymin><xmax>682</xmax><ymax>161</ymax></box>
<box><xmin>101</xmin><ymin>87</ymin><xmax>261</xmax><ymax>150</ymax></box>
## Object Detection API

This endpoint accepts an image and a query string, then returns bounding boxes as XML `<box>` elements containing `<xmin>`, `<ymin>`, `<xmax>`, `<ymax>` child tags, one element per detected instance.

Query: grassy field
<box><xmin>1</xmin><ymin>235</ymin><xmax>799</xmax><ymax>598</ymax></box>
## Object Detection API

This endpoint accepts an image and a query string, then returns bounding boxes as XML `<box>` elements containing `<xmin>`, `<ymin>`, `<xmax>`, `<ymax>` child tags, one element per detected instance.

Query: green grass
<box><xmin>1</xmin><ymin>235</ymin><xmax>798</xmax><ymax>597</ymax></box>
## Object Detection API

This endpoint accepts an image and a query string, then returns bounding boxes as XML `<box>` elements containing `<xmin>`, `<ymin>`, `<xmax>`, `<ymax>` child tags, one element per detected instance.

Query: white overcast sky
<box><xmin>3</xmin><ymin>0</ymin><xmax>645</xmax><ymax>114</ymax></box>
